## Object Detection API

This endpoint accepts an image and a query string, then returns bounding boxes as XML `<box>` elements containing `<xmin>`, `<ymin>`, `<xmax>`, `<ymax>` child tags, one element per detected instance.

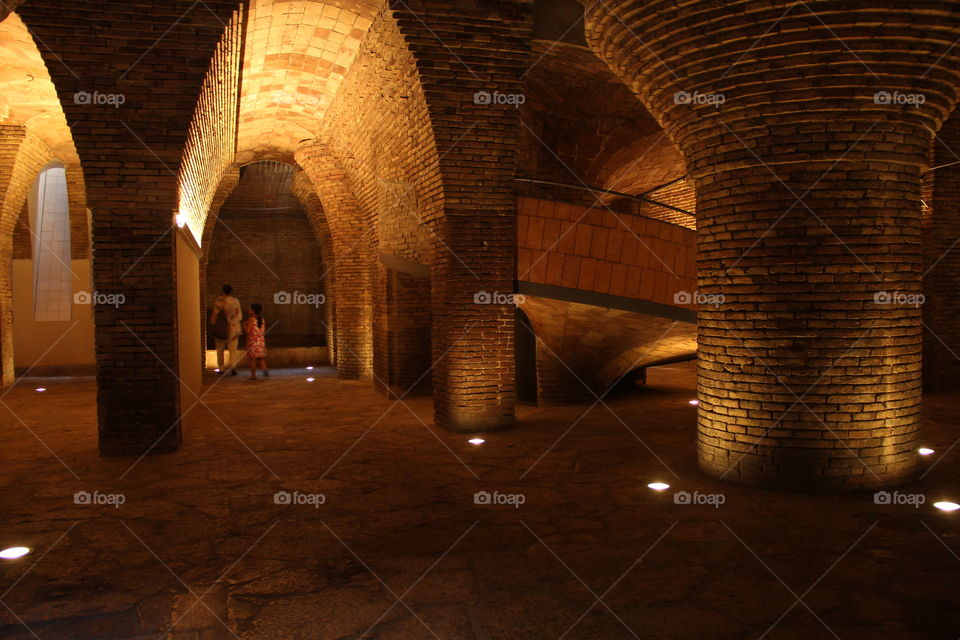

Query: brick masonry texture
<box><xmin>310</xmin><ymin>7</ymin><xmax>435</xmax><ymax>393</ymax></box>
<box><xmin>290</xmin><ymin>169</ymin><xmax>338</xmax><ymax>367</ymax></box>
<box><xmin>515</xmin><ymin>195</ymin><xmax>697</xmax><ymax>404</ymax></box>
<box><xmin>520</xmin><ymin>295</ymin><xmax>697</xmax><ymax>405</ymax></box>
<box><xmin>585</xmin><ymin>0</ymin><xmax>960</xmax><ymax>489</ymax></box>
<box><xmin>179</xmin><ymin>7</ymin><xmax>244</xmax><ymax>245</ymax></box>
<box><xmin>0</xmin><ymin>125</ymin><xmax>54</xmax><ymax>386</ymax></box>
<box><xmin>295</xmin><ymin>140</ymin><xmax>374</xmax><ymax>380</ymax></box>
<box><xmin>517</xmin><ymin>196</ymin><xmax>696</xmax><ymax>303</ymax></box>
<box><xmin>518</xmin><ymin>40</ymin><xmax>686</xmax><ymax>199</ymax></box>
<box><xmin>19</xmin><ymin>0</ymin><xmax>241</xmax><ymax>455</ymax></box>
<box><xmin>7</xmin><ymin>0</ymin><xmax>960</xmax><ymax>494</ymax></box>
<box><xmin>205</xmin><ymin>162</ymin><xmax>327</xmax><ymax>350</ymax></box>
<box><xmin>389</xmin><ymin>0</ymin><xmax>533</xmax><ymax>432</ymax></box>
<box><xmin>922</xmin><ymin>110</ymin><xmax>960</xmax><ymax>391</ymax></box>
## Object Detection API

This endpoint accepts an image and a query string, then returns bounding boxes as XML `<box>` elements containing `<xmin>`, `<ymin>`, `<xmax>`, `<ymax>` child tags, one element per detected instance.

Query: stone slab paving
<box><xmin>0</xmin><ymin>364</ymin><xmax>958</xmax><ymax>639</ymax></box>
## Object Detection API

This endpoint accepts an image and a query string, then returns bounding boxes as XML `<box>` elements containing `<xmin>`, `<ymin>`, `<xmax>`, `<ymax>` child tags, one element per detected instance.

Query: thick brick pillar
<box><xmin>585</xmin><ymin>1</ymin><xmax>960</xmax><ymax>489</ymax></box>
<box><xmin>20</xmin><ymin>0</ymin><xmax>239</xmax><ymax>455</ymax></box>
<box><xmin>392</xmin><ymin>1</ymin><xmax>532</xmax><ymax>432</ymax></box>
<box><xmin>923</xmin><ymin>112</ymin><xmax>960</xmax><ymax>391</ymax></box>
<box><xmin>294</xmin><ymin>141</ymin><xmax>373</xmax><ymax>379</ymax></box>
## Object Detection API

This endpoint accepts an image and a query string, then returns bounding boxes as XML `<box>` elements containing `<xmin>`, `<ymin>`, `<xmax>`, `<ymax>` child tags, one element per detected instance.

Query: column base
<box><xmin>698</xmin><ymin>443</ymin><xmax>922</xmax><ymax>492</ymax></box>
<box><xmin>437</xmin><ymin>406</ymin><xmax>515</xmax><ymax>433</ymax></box>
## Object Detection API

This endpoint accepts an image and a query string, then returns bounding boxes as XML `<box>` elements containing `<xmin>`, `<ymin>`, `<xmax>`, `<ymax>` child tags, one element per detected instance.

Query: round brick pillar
<box><xmin>585</xmin><ymin>1</ymin><xmax>960</xmax><ymax>489</ymax></box>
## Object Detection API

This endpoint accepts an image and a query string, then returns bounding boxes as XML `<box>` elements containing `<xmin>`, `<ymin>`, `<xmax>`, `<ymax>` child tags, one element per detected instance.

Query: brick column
<box><xmin>585</xmin><ymin>0</ymin><xmax>960</xmax><ymax>489</ymax></box>
<box><xmin>374</xmin><ymin>263</ymin><xmax>432</xmax><ymax>397</ymax></box>
<box><xmin>291</xmin><ymin>170</ymin><xmax>337</xmax><ymax>367</ymax></box>
<box><xmin>392</xmin><ymin>0</ymin><xmax>532</xmax><ymax>432</ymax></box>
<box><xmin>0</xmin><ymin>126</ymin><xmax>52</xmax><ymax>387</ymax></box>
<box><xmin>923</xmin><ymin>112</ymin><xmax>960</xmax><ymax>390</ymax></box>
<box><xmin>20</xmin><ymin>0</ymin><xmax>239</xmax><ymax>455</ymax></box>
<box><xmin>294</xmin><ymin>141</ymin><xmax>373</xmax><ymax>379</ymax></box>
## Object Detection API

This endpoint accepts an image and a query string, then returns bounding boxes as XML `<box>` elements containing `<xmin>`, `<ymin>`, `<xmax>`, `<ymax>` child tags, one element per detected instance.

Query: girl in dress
<box><xmin>244</xmin><ymin>303</ymin><xmax>269</xmax><ymax>380</ymax></box>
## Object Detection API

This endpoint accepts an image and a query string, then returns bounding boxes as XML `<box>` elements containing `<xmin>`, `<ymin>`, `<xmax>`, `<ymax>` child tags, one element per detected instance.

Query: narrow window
<box><xmin>31</xmin><ymin>163</ymin><xmax>72</xmax><ymax>322</ymax></box>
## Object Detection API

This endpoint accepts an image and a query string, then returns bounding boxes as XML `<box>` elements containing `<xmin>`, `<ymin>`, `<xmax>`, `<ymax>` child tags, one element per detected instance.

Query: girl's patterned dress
<box><xmin>246</xmin><ymin>319</ymin><xmax>267</xmax><ymax>358</ymax></box>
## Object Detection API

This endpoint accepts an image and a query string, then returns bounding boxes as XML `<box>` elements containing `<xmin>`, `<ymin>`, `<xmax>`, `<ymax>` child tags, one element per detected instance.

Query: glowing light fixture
<box><xmin>0</xmin><ymin>547</ymin><xmax>31</xmax><ymax>560</ymax></box>
<box><xmin>688</xmin><ymin>400</ymin><xmax>699</xmax><ymax>406</ymax></box>
<box><xmin>306</xmin><ymin>366</ymin><xmax>314</xmax><ymax>370</ymax></box>
<box><xmin>306</xmin><ymin>377</ymin><xmax>315</xmax><ymax>382</ymax></box>
<box><xmin>647</xmin><ymin>482</ymin><xmax>670</xmax><ymax>491</ymax></box>
<box><xmin>35</xmin><ymin>387</ymin><xmax>46</xmax><ymax>393</ymax></box>
<box><xmin>175</xmin><ymin>213</ymin><xmax>188</xmax><ymax>228</ymax></box>
<box><xmin>918</xmin><ymin>447</ymin><xmax>935</xmax><ymax>456</ymax></box>
<box><xmin>934</xmin><ymin>501</ymin><xmax>960</xmax><ymax>512</ymax></box>
<box><xmin>468</xmin><ymin>438</ymin><xmax>485</xmax><ymax>445</ymax></box>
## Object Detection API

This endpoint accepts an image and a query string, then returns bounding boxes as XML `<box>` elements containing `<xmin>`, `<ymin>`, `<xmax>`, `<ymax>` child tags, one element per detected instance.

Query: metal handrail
<box><xmin>514</xmin><ymin>176</ymin><xmax>695</xmax><ymax>219</ymax></box>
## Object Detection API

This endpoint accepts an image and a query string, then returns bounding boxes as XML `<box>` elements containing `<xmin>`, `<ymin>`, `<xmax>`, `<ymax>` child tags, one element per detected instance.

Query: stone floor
<box><xmin>0</xmin><ymin>362</ymin><xmax>958</xmax><ymax>639</ymax></box>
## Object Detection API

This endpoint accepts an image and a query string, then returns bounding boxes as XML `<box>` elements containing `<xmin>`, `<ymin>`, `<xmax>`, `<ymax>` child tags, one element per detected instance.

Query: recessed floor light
<box><xmin>35</xmin><ymin>388</ymin><xmax>46</xmax><ymax>393</ymax></box>
<box><xmin>0</xmin><ymin>546</ymin><xmax>31</xmax><ymax>560</ymax></box>
<box><xmin>688</xmin><ymin>399</ymin><xmax>699</xmax><ymax>406</ymax></box>
<box><xmin>934</xmin><ymin>501</ymin><xmax>960</xmax><ymax>512</ymax></box>
<box><xmin>306</xmin><ymin>377</ymin><xmax>315</xmax><ymax>382</ymax></box>
<box><xmin>306</xmin><ymin>366</ymin><xmax>314</xmax><ymax>370</ymax></box>
<box><xmin>647</xmin><ymin>482</ymin><xmax>670</xmax><ymax>491</ymax></box>
<box><xmin>919</xmin><ymin>447</ymin><xmax>935</xmax><ymax>456</ymax></box>
<box><xmin>468</xmin><ymin>438</ymin><xmax>485</xmax><ymax>445</ymax></box>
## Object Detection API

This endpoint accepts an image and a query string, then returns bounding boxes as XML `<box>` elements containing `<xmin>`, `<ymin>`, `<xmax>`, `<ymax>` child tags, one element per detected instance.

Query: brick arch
<box><xmin>520</xmin><ymin>39</ymin><xmax>686</xmax><ymax>199</ymax></box>
<box><xmin>585</xmin><ymin>0</ymin><xmax>960</xmax><ymax>489</ymax></box>
<box><xmin>197</xmin><ymin>164</ymin><xmax>241</xmax><ymax>368</ymax></box>
<box><xmin>291</xmin><ymin>169</ymin><xmax>337</xmax><ymax>365</ymax></box>
<box><xmin>19</xmin><ymin>0</ymin><xmax>245</xmax><ymax>455</ymax></box>
<box><xmin>521</xmin><ymin>296</ymin><xmax>697</xmax><ymax>404</ymax></box>
<box><xmin>235</xmin><ymin>0</ymin><xmax>384</xmax><ymax>166</ymax></box>
<box><xmin>305</xmin><ymin>5</ymin><xmax>444</xmax><ymax>395</ymax></box>
<box><xmin>0</xmin><ymin>11</ymin><xmax>89</xmax><ymax>386</ymax></box>
<box><xmin>0</xmin><ymin>11</ymin><xmax>88</xmax><ymax>258</ymax></box>
<box><xmin>295</xmin><ymin>140</ymin><xmax>375</xmax><ymax>379</ymax></box>
<box><xmin>385</xmin><ymin>0</ymin><xmax>533</xmax><ymax>431</ymax></box>
<box><xmin>0</xmin><ymin>128</ymin><xmax>57</xmax><ymax>386</ymax></box>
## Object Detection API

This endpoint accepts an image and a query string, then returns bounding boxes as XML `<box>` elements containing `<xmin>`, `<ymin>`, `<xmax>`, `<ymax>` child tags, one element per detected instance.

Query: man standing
<box><xmin>210</xmin><ymin>284</ymin><xmax>242</xmax><ymax>376</ymax></box>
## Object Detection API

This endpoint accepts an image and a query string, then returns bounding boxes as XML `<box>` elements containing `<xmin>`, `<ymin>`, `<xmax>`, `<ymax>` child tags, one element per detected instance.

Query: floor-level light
<box><xmin>306</xmin><ymin>377</ymin><xmax>315</xmax><ymax>382</ymax></box>
<box><xmin>35</xmin><ymin>387</ymin><xmax>46</xmax><ymax>393</ymax></box>
<box><xmin>0</xmin><ymin>546</ymin><xmax>31</xmax><ymax>560</ymax></box>
<box><xmin>647</xmin><ymin>482</ymin><xmax>670</xmax><ymax>491</ymax></box>
<box><xmin>468</xmin><ymin>438</ymin><xmax>485</xmax><ymax>446</ymax></box>
<box><xmin>688</xmin><ymin>399</ymin><xmax>699</xmax><ymax>406</ymax></box>
<box><xmin>934</xmin><ymin>501</ymin><xmax>960</xmax><ymax>512</ymax></box>
<box><xmin>306</xmin><ymin>366</ymin><xmax>314</xmax><ymax>371</ymax></box>
<box><xmin>918</xmin><ymin>447</ymin><xmax>935</xmax><ymax>456</ymax></box>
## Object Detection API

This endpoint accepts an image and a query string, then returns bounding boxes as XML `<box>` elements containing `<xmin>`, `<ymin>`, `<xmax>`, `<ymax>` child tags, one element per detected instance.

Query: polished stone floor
<box><xmin>0</xmin><ymin>362</ymin><xmax>958</xmax><ymax>639</ymax></box>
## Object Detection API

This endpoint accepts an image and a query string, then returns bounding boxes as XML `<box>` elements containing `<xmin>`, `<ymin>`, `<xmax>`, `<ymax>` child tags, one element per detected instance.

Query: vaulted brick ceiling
<box><xmin>521</xmin><ymin>40</ymin><xmax>687</xmax><ymax>197</ymax></box>
<box><xmin>0</xmin><ymin>13</ymin><xmax>78</xmax><ymax>165</ymax></box>
<box><xmin>236</xmin><ymin>0</ymin><xmax>383</xmax><ymax>164</ymax></box>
